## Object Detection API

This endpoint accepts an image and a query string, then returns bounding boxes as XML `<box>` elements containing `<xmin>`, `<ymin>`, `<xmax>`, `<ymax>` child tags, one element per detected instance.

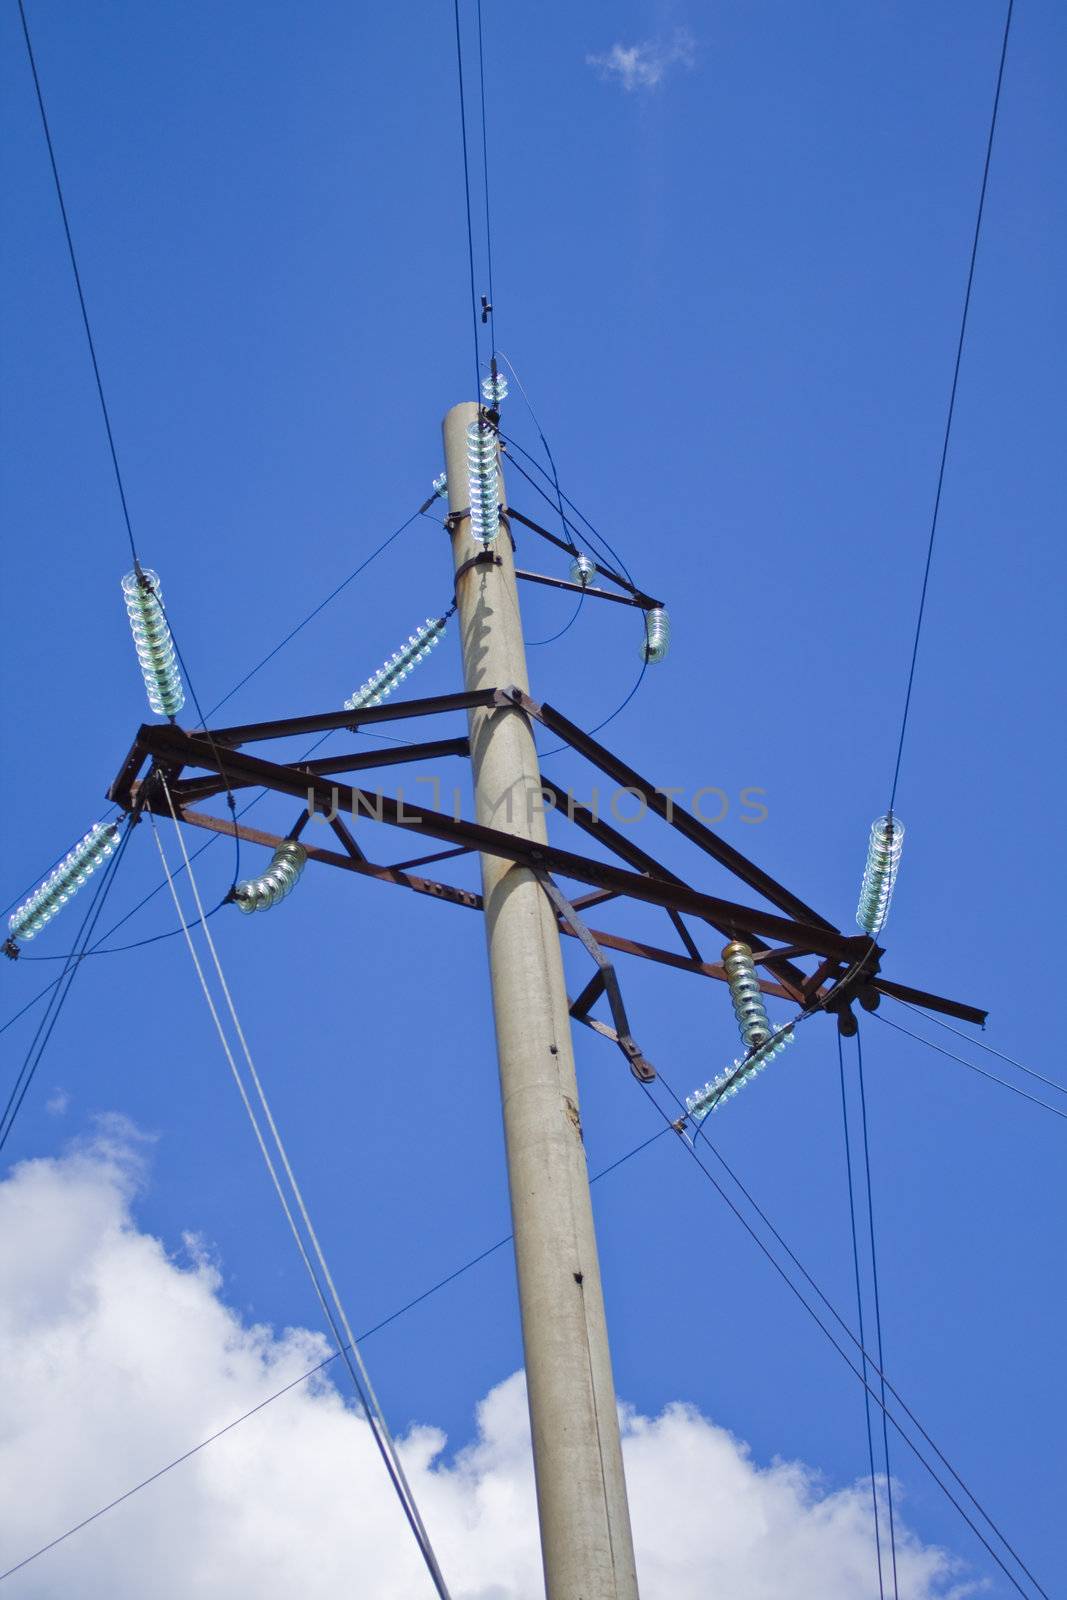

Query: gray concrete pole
<box><xmin>442</xmin><ymin>401</ymin><xmax>640</xmax><ymax>1600</ymax></box>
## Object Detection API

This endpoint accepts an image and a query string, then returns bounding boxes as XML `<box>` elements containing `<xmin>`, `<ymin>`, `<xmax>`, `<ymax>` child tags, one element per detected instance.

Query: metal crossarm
<box><xmin>106</xmin><ymin>690</ymin><xmax>986</xmax><ymax>1029</ymax></box>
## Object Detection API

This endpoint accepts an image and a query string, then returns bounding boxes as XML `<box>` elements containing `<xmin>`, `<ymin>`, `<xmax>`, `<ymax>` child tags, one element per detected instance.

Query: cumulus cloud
<box><xmin>586</xmin><ymin>29</ymin><xmax>696</xmax><ymax>92</ymax></box>
<box><xmin>0</xmin><ymin>1128</ymin><xmax>967</xmax><ymax>1597</ymax></box>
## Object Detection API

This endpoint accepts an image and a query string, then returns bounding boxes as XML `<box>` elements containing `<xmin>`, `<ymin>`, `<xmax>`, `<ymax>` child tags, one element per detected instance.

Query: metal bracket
<box><xmin>535</xmin><ymin>869</ymin><xmax>656</xmax><ymax>1083</ymax></box>
<box><xmin>453</xmin><ymin>548</ymin><xmax>502</xmax><ymax>588</ymax></box>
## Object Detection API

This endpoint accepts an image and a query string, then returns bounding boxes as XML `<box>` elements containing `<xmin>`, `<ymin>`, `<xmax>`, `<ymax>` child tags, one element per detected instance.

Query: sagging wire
<box><xmin>150</xmin><ymin>781</ymin><xmax>453</xmax><ymax>1600</ymax></box>
<box><xmin>526</xmin><ymin>591</ymin><xmax>585</xmax><ymax>648</ymax></box>
<box><xmin>537</xmin><ymin>656</ymin><xmax>648</xmax><ymax>760</ymax></box>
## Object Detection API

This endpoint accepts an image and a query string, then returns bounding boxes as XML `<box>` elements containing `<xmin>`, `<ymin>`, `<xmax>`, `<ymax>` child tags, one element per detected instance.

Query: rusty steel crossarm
<box><xmin>128</xmin><ymin>725</ymin><xmax>865</xmax><ymax>960</ymax></box>
<box><xmin>201</xmin><ymin>689</ymin><xmax>502</xmax><ymax>750</ymax></box>
<box><xmin>515</xmin><ymin>689</ymin><xmax>837</xmax><ymax>933</ymax></box>
<box><xmin>149</xmin><ymin>804</ymin><xmax>826</xmax><ymax>1004</ymax></box>
<box><xmin>172</xmin><ymin>807</ymin><xmax>482</xmax><ymax>909</ymax></box>
<box><xmin>166</xmin><ymin>736</ymin><xmax>471</xmax><ymax>806</ymax></box>
<box><xmin>537</xmin><ymin>776</ymin><xmax>813</xmax><ymax>1005</ymax></box>
<box><xmin>873</xmin><ymin>976</ymin><xmax>987</xmax><ymax>1027</ymax></box>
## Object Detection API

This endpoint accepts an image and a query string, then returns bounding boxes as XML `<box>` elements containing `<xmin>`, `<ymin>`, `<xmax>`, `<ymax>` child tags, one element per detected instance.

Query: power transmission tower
<box><xmin>101</xmin><ymin>395</ymin><xmax>982</xmax><ymax>1599</ymax></box>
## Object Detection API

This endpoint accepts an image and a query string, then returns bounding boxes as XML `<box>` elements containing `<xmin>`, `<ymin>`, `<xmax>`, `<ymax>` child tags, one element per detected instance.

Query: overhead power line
<box><xmin>451</xmin><ymin>0</ymin><xmax>482</xmax><ymax>394</ymax></box>
<box><xmin>151</xmin><ymin>786</ymin><xmax>452</xmax><ymax>1599</ymax></box>
<box><xmin>853</xmin><ymin>1029</ymin><xmax>899</xmax><ymax>1600</ymax></box>
<box><xmin>645</xmin><ymin>1068</ymin><xmax>1048</xmax><ymax>1600</ymax></box>
<box><xmin>838</xmin><ymin>1033</ymin><xmax>886</xmax><ymax>1600</ymax></box>
<box><xmin>888</xmin><ymin>0</ymin><xmax>1015</xmax><ymax>812</ymax></box>
<box><xmin>16</xmin><ymin>0</ymin><xmax>138</xmax><ymax>565</ymax></box>
<box><xmin>872</xmin><ymin>1011</ymin><xmax>1067</xmax><ymax>1122</ymax></box>
<box><xmin>886</xmin><ymin>999</ymin><xmax>1067</xmax><ymax>1098</ymax></box>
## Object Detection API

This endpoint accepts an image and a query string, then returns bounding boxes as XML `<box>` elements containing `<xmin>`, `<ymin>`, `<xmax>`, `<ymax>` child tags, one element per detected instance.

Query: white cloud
<box><xmin>0</xmin><ymin>1127</ymin><xmax>969</xmax><ymax>1597</ymax></box>
<box><xmin>587</xmin><ymin>29</ymin><xmax>696</xmax><ymax>92</ymax></box>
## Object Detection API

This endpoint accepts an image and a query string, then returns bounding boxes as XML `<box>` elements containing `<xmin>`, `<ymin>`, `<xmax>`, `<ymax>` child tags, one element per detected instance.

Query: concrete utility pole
<box><xmin>442</xmin><ymin>401</ymin><xmax>640</xmax><ymax>1600</ymax></box>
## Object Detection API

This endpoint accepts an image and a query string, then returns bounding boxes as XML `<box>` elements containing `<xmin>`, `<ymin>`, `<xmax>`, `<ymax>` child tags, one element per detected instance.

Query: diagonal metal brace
<box><xmin>535</xmin><ymin>870</ymin><xmax>656</xmax><ymax>1083</ymax></box>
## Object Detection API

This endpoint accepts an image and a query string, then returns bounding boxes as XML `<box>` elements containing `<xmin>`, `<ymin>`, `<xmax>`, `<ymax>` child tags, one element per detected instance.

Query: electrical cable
<box><xmin>527</xmin><ymin>591</ymin><xmax>585</xmax><ymax>648</ymax></box>
<box><xmin>0</xmin><ymin>1125</ymin><xmax>669</xmax><ymax>1584</ymax></box>
<box><xmin>838</xmin><ymin>1033</ymin><xmax>886</xmax><ymax>1600</ymax></box>
<box><xmin>888</xmin><ymin>0</ymin><xmax>1014</xmax><ymax>813</ymax></box>
<box><xmin>203</xmin><ymin>508</ymin><xmax>425</xmax><ymax>721</ymax></box>
<box><xmin>677</xmin><ymin>1056</ymin><xmax>1048</xmax><ymax>1597</ymax></box>
<box><xmin>499</xmin><ymin>426</ymin><xmax>637</xmax><ymax>588</ymax></box>
<box><xmin>871</xmin><ymin>1011</ymin><xmax>1067</xmax><ymax>1122</ymax></box>
<box><xmin>496</xmin><ymin>354</ymin><xmax>579</xmax><ymax>559</ymax></box>
<box><xmin>151</xmin><ymin>787</ymin><xmax>452</xmax><ymax>1599</ymax></box>
<box><xmin>642</xmin><ymin>1069</ymin><xmax>1047</xmax><ymax>1600</ymax></box>
<box><xmin>854</xmin><ymin>1028</ymin><xmax>899</xmax><ymax>1600</ymax></box>
<box><xmin>475</xmin><ymin>0</ymin><xmax>495</xmax><ymax>366</ymax></box>
<box><xmin>451</xmin><ymin>0</ymin><xmax>482</xmax><ymax>397</ymax></box>
<box><xmin>537</xmin><ymin>656</ymin><xmax>648</xmax><ymax>759</ymax></box>
<box><xmin>886</xmin><ymin>998</ymin><xmax>1067</xmax><ymax>1098</ymax></box>
<box><xmin>14</xmin><ymin>901</ymin><xmax>229</xmax><ymax>962</ymax></box>
<box><xmin>15</xmin><ymin>0</ymin><xmax>138</xmax><ymax>566</ymax></box>
<box><xmin>0</xmin><ymin>821</ymin><xmax>133</xmax><ymax>1153</ymax></box>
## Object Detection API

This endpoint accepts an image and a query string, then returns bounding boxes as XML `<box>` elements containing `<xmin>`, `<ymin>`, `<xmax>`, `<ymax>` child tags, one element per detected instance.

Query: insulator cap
<box><xmin>856</xmin><ymin>814</ymin><xmax>905</xmax><ymax>934</ymax></box>
<box><xmin>569</xmin><ymin>554</ymin><xmax>597</xmax><ymax>586</ymax></box>
<box><xmin>234</xmin><ymin>840</ymin><xmax>307</xmax><ymax>914</ymax></box>
<box><xmin>641</xmin><ymin>606</ymin><xmax>670</xmax><ymax>664</ymax></box>
<box><xmin>122</xmin><ymin>568</ymin><xmax>185</xmax><ymax>717</ymax></box>
<box><xmin>432</xmin><ymin>472</ymin><xmax>448</xmax><ymax>498</ymax></box>
<box><xmin>466</xmin><ymin>419</ymin><xmax>500</xmax><ymax>547</ymax></box>
<box><xmin>722</xmin><ymin>940</ymin><xmax>773</xmax><ymax>1049</ymax></box>
<box><xmin>481</xmin><ymin>372</ymin><xmax>508</xmax><ymax>408</ymax></box>
<box><xmin>686</xmin><ymin>1021</ymin><xmax>795</xmax><ymax>1122</ymax></box>
<box><xmin>344</xmin><ymin>617</ymin><xmax>447</xmax><ymax>713</ymax></box>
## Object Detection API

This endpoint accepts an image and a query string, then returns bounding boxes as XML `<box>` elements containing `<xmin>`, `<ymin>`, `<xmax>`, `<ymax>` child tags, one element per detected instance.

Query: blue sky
<box><xmin>1</xmin><ymin>2</ymin><xmax>1063</xmax><ymax>1594</ymax></box>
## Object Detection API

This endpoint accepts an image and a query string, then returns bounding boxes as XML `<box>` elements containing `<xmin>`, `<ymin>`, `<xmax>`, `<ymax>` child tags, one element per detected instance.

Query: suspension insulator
<box><xmin>640</xmin><ymin>606</ymin><xmax>670</xmax><ymax>664</ymax></box>
<box><xmin>466</xmin><ymin>419</ymin><xmax>500</xmax><ymax>547</ymax></box>
<box><xmin>344</xmin><ymin>618</ymin><xmax>447</xmax><ymax>713</ymax></box>
<box><xmin>686</xmin><ymin>1022</ymin><xmax>795</xmax><ymax>1123</ymax></box>
<box><xmin>856</xmin><ymin>814</ymin><xmax>905</xmax><ymax>934</ymax></box>
<box><xmin>481</xmin><ymin>372</ymin><xmax>508</xmax><ymax>408</ymax></box>
<box><xmin>723</xmin><ymin>940</ymin><xmax>773</xmax><ymax>1049</ymax></box>
<box><xmin>432</xmin><ymin>472</ymin><xmax>448</xmax><ymax>499</ymax></box>
<box><xmin>8</xmin><ymin>822</ymin><xmax>121</xmax><ymax>943</ymax></box>
<box><xmin>234</xmin><ymin>841</ymin><xmax>307</xmax><ymax>914</ymax></box>
<box><xmin>121</xmin><ymin>568</ymin><xmax>185</xmax><ymax>717</ymax></box>
<box><xmin>569</xmin><ymin>554</ymin><xmax>597</xmax><ymax>586</ymax></box>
